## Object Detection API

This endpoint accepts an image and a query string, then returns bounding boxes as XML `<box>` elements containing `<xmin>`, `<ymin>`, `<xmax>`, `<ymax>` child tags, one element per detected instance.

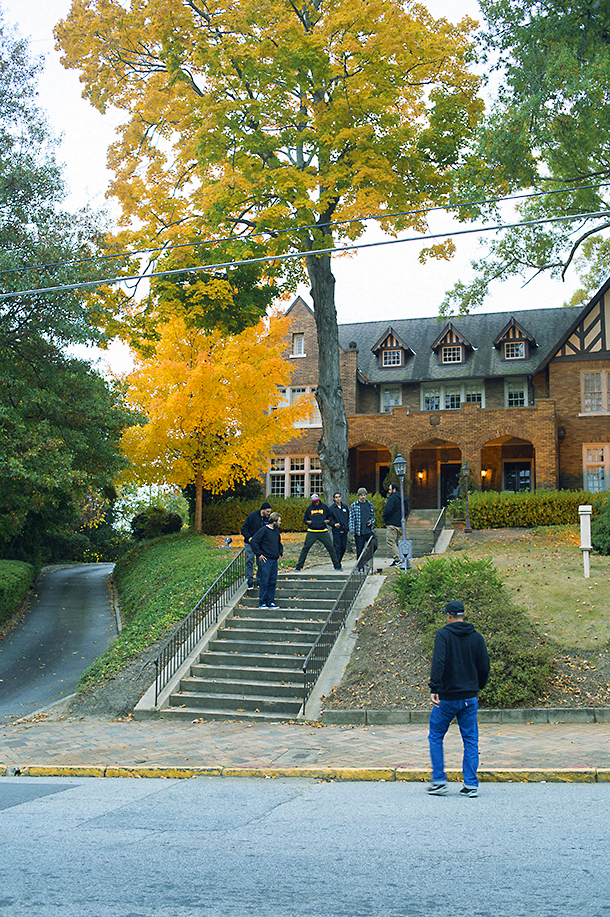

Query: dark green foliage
<box><xmin>79</xmin><ymin>533</ymin><xmax>234</xmax><ymax>686</ymax></box>
<box><xmin>0</xmin><ymin>560</ymin><xmax>35</xmax><ymax>624</ymax></box>
<box><xmin>130</xmin><ymin>507</ymin><xmax>184</xmax><ymax>541</ymax></box>
<box><xmin>447</xmin><ymin>489</ymin><xmax>605</xmax><ymax>529</ymax></box>
<box><xmin>394</xmin><ymin>556</ymin><xmax>552</xmax><ymax>708</ymax></box>
<box><xmin>591</xmin><ymin>499</ymin><xmax>610</xmax><ymax>555</ymax></box>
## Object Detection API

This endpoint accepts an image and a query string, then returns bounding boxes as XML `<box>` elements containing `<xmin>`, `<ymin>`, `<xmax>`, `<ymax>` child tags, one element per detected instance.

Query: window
<box><xmin>581</xmin><ymin>371</ymin><xmax>610</xmax><ymax>414</ymax></box>
<box><xmin>269</xmin><ymin>475</ymin><xmax>285</xmax><ymax>497</ymax></box>
<box><xmin>444</xmin><ymin>386</ymin><xmax>461</xmax><ymax>410</ymax></box>
<box><xmin>382</xmin><ymin>349</ymin><xmax>401</xmax><ymax>367</ymax></box>
<box><xmin>265</xmin><ymin>455</ymin><xmax>322</xmax><ymax>498</ymax></box>
<box><xmin>290</xmin><ymin>458</ymin><xmax>305</xmax><ymax>471</ymax></box>
<box><xmin>442</xmin><ymin>345</ymin><xmax>462</xmax><ymax>364</ymax></box>
<box><xmin>382</xmin><ymin>386</ymin><xmax>402</xmax><ymax>412</ymax></box>
<box><xmin>422</xmin><ymin>381</ymin><xmax>484</xmax><ymax>411</ymax></box>
<box><xmin>290</xmin><ymin>475</ymin><xmax>306</xmax><ymax>497</ymax></box>
<box><xmin>310</xmin><ymin>456</ymin><xmax>321</xmax><ymax>471</ymax></box>
<box><xmin>504</xmin><ymin>341</ymin><xmax>525</xmax><ymax>360</ymax></box>
<box><xmin>505</xmin><ymin>378</ymin><xmax>527</xmax><ymax>408</ymax></box>
<box><xmin>583</xmin><ymin>444</ymin><xmax>610</xmax><ymax>492</ymax></box>
<box><xmin>309</xmin><ymin>473</ymin><xmax>323</xmax><ymax>494</ymax></box>
<box><xmin>504</xmin><ymin>462</ymin><xmax>532</xmax><ymax>492</ymax></box>
<box><xmin>291</xmin><ymin>333</ymin><xmax>305</xmax><ymax>356</ymax></box>
<box><xmin>277</xmin><ymin>386</ymin><xmax>321</xmax><ymax>426</ymax></box>
<box><xmin>270</xmin><ymin>457</ymin><xmax>285</xmax><ymax>472</ymax></box>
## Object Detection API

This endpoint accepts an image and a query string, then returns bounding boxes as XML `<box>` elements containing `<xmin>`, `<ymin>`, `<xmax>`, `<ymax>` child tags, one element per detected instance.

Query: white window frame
<box><xmin>583</xmin><ymin>444</ymin><xmax>610</xmax><ymax>492</ymax></box>
<box><xmin>381</xmin><ymin>385</ymin><xmax>402</xmax><ymax>413</ymax></box>
<box><xmin>580</xmin><ymin>370</ymin><xmax>610</xmax><ymax>415</ymax></box>
<box><xmin>504</xmin><ymin>340</ymin><xmax>525</xmax><ymax>360</ymax></box>
<box><xmin>290</xmin><ymin>333</ymin><xmax>305</xmax><ymax>357</ymax></box>
<box><xmin>441</xmin><ymin>344</ymin><xmax>463</xmax><ymax>364</ymax></box>
<box><xmin>277</xmin><ymin>386</ymin><xmax>321</xmax><ymax>426</ymax></box>
<box><xmin>266</xmin><ymin>455</ymin><xmax>324</xmax><ymax>499</ymax></box>
<box><xmin>421</xmin><ymin>381</ymin><xmax>484</xmax><ymax>411</ymax></box>
<box><xmin>382</xmin><ymin>349</ymin><xmax>402</xmax><ymax>367</ymax></box>
<box><xmin>504</xmin><ymin>377</ymin><xmax>528</xmax><ymax>408</ymax></box>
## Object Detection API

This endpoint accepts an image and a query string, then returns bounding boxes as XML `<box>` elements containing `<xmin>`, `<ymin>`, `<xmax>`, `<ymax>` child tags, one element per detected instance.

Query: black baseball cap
<box><xmin>443</xmin><ymin>600</ymin><xmax>465</xmax><ymax>615</ymax></box>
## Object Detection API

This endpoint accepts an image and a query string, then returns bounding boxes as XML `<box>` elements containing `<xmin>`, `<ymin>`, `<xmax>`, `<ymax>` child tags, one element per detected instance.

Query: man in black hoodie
<box><xmin>427</xmin><ymin>600</ymin><xmax>490</xmax><ymax>798</ymax></box>
<box><xmin>241</xmin><ymin>502</ymin><xmax>272</xmax><ymax>588</ymax></box>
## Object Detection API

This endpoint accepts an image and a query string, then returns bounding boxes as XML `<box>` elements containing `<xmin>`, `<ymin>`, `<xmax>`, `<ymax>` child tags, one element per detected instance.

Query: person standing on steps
<box><xmin>383</xmin><ymin>482</ymin><xmax>409</xmax><ymax>568</ymax></box>
<box><xmin>327</xmin><ymin>491</ymin><xmax>350</xmax><ymax>565</ymax></box>
<box><xmin>250</xmin><ymin>512</ymin><xmax>283</xmax><ymax>609</ymax></box>
<box><xmin>294</xmin><ymin>494</ymin><xmax>342</xmax><ymax>571</ymax></box>
<box><xmin>427</xmin><ymin>600</ymin><xmax>490</xmax><ymax>798</ymax></box>
<box><xmin>349</xmin><ymin>487</ymin><xmax>376</xmax><ymax>572</ymax></box>
<box><xmin>241</xmin><ymin>501</ymin><xmax>272</xmax><ymax>588</ymax></box>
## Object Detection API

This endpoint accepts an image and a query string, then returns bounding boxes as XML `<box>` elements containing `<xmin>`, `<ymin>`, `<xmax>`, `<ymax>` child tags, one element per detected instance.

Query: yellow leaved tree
<box><xmin>121</xmin><ymin>314</ymin><xmax>310</xmax><ymax>531</ymax></box>
<box><xmin>57</xmin><ymin>0</ymin><xmax>484</xmax><ymax>496</ymax></box>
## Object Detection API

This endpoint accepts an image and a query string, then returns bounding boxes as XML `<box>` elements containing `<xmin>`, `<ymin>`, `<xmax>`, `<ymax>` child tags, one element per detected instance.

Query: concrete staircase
<box><xmin>376</xmin><ymin>509</ymin><xmax>441</xmax><ymax>558</ymax></box>
<box><xmin>161</xmin><ymin>571</ymin><xmax>349</xmax><ymax>722</ymax></box>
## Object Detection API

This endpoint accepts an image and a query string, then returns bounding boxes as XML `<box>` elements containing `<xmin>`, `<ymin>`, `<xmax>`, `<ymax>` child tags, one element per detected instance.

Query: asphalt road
<box><xmin>0</xmin><ymin>777</ymin><xmax>608</xmax><ymax>916</ymax></box>
<box><xmin>0</xmin><ymin>564</ymin><xmax>117</xmax><ymax>724</ymax></box>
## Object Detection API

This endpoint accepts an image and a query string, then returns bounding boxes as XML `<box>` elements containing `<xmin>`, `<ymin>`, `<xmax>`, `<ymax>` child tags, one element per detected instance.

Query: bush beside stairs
<box><xmin>161</xmin><ymin>571</ymin><xmax>349</xmax><ymax>722</ymax></box>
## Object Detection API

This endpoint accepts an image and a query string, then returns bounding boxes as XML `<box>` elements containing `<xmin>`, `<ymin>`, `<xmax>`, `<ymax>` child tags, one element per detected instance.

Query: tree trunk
<box><xmin>194</xmin><ymin>467</ymin><xmax>203</xmax><ymax>533</ymax></box>
<box><xmin>305</xmin><ymin>249</ymin><xmax>350</xmax><ymax>501</ymax></box>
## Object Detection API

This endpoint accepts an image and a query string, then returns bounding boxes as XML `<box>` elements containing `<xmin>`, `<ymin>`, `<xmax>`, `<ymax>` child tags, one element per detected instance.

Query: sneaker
<box><xmin>258</xmin><ymin>604</ymin><xmax>268</xmax><ymax>609</ymax></box>
<box><xmin>459</xmin><ymin>785</ymin><xmax>478</xmax><ymax>797</ymax></box>
<box><xmin>426</xmin><ymin>783</ymin><xmax>448</xmax><ymax>796</ymax></box>
<box><xmin>389</xmin><ymin>559</ymin><xmax>401</xmax><ymax>567</ymax></box>
<box><xmin>268</xmin><ymin>602</ymin><xmax>279</xmax><ymax>608</ymax></box>
<box><xmin>294</xmin><ymin>566</ymin><xmax>302</xmax><ymax>571</ymax></box>
<box><xmin>247</xmin><ymin>581</ymin><xmax>255</xmax><ymax>589</ymax></box>
<box><xmin>334</xmin><ymin>565</ymin><xmax>342</xmax><ymax>571</ymax></box>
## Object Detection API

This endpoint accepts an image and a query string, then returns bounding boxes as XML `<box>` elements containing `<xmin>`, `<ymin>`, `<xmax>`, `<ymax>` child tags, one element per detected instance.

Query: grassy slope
<box><xmin>79</xmin><ymin>533</ymin><xmax>235</xmax><ymax>688</ymax></box>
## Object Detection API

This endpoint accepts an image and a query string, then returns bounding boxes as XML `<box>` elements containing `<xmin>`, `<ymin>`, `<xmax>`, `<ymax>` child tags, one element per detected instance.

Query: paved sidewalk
<box><xmin>2</xmin><ymin>714</ymin><xmax>610</xmax><ymax>781</ymax></box>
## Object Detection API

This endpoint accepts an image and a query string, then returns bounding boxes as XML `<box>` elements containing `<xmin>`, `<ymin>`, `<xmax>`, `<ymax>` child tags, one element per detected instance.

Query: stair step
<box><xmin>199</xmin><ymin>651</ymin><xmax>305</xmax><ymax>669</ymax></box>
<box><xmin>179</xmin><ymin>676</ymin><xmax>301</xmax><ymax>697</ymax></box>
<box><xmin>159</xmin><ymin>706</ymin><xmax>297</xmax><ymax>722</ymax></box>
<box><xmin>169</xmin><ymin>691</ymin><xmax>302</xmax><ymax>715</ymax></box>
<box><xmin>226</xmin><ymin>617</ymin><xmax>326</xmax><ymax>633</ymax></box>
<box><xmin>209</xmin><ymin>638</ymin><xmax>313</xmax><ymax>656</ymax></box>
<box><xmin>191</xmin><ymin>663</ymin><xmax>303</xmax><ymax>682</ymax></box>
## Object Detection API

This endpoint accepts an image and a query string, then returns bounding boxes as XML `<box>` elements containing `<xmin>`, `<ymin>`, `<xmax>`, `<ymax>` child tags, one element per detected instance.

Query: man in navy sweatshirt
<box><xmin>250</xmin><ymin>512</ymin><xmax>283</xmax><ymax>609</ymax></box>
<box><xmin>427</xmin><ymin>600</ymin><xmax>490</xmax><ymax>798</ymax></box>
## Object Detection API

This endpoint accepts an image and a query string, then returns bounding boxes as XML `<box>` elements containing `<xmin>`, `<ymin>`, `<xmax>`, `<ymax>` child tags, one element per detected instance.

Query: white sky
<box><xmin>1</xmin><ymin>0</ymin><xmax>579</xmax><ymax>359</ymax></box>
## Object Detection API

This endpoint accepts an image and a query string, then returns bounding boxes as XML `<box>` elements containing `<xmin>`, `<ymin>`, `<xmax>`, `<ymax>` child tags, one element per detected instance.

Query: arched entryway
<box><xmin>348</xmin><ymin>442</ymin><xmax>392</xmax><ymax>495</ymax></box>
<box><xmin>481</xmin><ymin>436</ymin><xmax>535</xmax><ymax>492</ymax></box>
<box><xmin>410</xmin><ymin>439</ymin><xmax>462</xmax><ymax>509</ymax></box>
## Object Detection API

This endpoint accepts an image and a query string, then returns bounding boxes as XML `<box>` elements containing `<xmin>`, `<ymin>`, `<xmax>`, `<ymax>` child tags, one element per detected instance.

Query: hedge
<box><xmin>199</xmin><ymin>493</ymin><xmax>389</xmax><ymax>535</ymax></box>
<box><xmin>448</xmin><ymin>489</ymin><xmax>606</xmax><ymax>529</ymax></box>
<box><xmin>394</xmin><ymin>555</ymin><xmax>552</xmax><ymax>708</ymax></box>
<box><xmin>0</xmin><ymin>560</ymin><xmax>35</xmax><ymax>625</ymax></box>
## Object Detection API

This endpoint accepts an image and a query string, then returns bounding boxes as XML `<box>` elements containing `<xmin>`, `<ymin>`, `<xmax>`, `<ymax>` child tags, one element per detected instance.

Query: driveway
<box><xmin>0</xmin><ymin>564</ymin><xmax>118</xmax><ymax>724</ymax></box>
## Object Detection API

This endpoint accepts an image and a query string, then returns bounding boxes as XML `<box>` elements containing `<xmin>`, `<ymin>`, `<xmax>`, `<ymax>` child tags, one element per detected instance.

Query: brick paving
<box><xmin>2</xmin><ymin>715</ymin><xmax>610</xmax><ymax>776</ymax></box>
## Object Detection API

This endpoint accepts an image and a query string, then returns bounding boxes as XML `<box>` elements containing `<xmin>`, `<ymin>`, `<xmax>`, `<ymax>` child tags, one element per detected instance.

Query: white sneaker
<box><xmin>426</xmin><ymin>783</ymin><xmax>448</xmax><ymax>796</ymax></box>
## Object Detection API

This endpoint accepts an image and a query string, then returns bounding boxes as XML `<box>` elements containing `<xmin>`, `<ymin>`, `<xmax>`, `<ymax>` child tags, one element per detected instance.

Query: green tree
<box><xmin>57</xmin><ymin>0</ymin><xmax>484</xmax><ymax>496</ymax></box>
<box><xmin>0</xmin><ymin>14</ymin><xmax>139</xmax><ymax>561</ymax></box>
<box><xmin>441</xmin><ymin>0</ymin><xmax>610</xmax><ymax>314</ymax></box>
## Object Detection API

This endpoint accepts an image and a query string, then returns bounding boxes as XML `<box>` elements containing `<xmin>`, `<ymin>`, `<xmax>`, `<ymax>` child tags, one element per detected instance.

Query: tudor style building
<box><xmin>266</xmin><ymin>278</ymin><xmax>610</xmax><ymax>509</ymax></box>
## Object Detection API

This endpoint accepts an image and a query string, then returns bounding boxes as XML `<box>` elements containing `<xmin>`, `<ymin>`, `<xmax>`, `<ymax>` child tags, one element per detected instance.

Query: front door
<box><xmin>440</xmin><ymin>463</ymin><xmax>462</xmax><ymax>507</ymax></box>
<box><xmin>504</xmin><ymin>461</ymin><xmax>532</xmax><ymax>492</ymax></box>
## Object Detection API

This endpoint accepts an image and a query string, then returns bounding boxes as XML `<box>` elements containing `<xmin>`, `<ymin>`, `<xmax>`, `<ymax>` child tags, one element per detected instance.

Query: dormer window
<box><xmin>383</xmin><ymin>349</ymin><xmax>402</xmax><ymax>367</ymax></box>
<box><xmin>371</xmin><ymin>326</ymin><xmax>414</xmax><ymax>369</ymax></box>
<box><xmin>442</xmin><ymin>345</ymin><xmax>463</xmax><ymax>364</ymax></box>
<box><xmin>494</xmin><ymin>317</ymin><xmax>536</xmax><ymax>361</ymax></box>
<box><xmin>431</xmin><ymin>322</ymin><xmax>474</xmax><ymax>366</ymax></box>
<box><xmin>504</xmin><ymin>341</ymin><xmax>525</xmax><ymax>360</ymax></box>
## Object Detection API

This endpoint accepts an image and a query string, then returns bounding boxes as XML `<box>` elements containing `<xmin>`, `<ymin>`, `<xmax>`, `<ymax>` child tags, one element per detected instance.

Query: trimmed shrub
<box><xmin>200</xmin><ymin>492</ymin><xmax>389</xmax><ymax>535</ymax></box>
<box><xmin>592</xmin><ymin>499</ymin><xmax>610</xmax><ymax>554</ymax></box>
<box><xmin>448</xmin><ymin>489</ymin><xmax>605</xmax><ymax>529</ymax></box>
<box><xmin>0</xmin><ymin>560</ymin><xmax>35</xmax><ymax>625</ymax></box>
<box><xmin>394</xmin><ymin>555</ymin><xmax>552</xmax><ymax>708</ymax></box>
<box><xmin>131</xmin><ymin>506</ymin><xmax>184</xmax><ymax>541</ymax></box>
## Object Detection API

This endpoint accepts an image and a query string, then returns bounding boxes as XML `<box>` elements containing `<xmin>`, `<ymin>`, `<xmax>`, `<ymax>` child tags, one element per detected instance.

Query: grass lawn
<box><xmin>450</xmin><ymin>526</ymin><xmax>610</xmax><ymax>650</ymax></box>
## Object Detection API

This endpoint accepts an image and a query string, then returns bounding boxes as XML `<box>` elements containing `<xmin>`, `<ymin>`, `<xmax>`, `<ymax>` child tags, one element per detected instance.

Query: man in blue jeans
<box><xmin>427</xmin><ymin>600</ymin><xmax>490</xmax><ymax>797</ymax></box>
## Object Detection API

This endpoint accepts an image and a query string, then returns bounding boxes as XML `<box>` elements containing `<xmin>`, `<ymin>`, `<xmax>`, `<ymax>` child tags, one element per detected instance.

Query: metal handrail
<box><xmin>433</xmin><ymin>507</ymin><xmax>446</xmax><ymax>548</ymax></box>
<box><xmin>154</xmin><ymin>548</ymin><xmax>246</xmax><ymax>704</ymax></box>
<box><xmin>301</xmin><ymin>535</ymin><xmax>376</xmax><ymax>713</ymax></box>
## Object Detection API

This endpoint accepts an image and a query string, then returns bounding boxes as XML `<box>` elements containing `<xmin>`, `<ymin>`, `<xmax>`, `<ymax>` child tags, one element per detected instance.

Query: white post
<box><xmin>579</xmin><ymin>505</ymin><xmax>592</xmax><ymax>579</ymax></box>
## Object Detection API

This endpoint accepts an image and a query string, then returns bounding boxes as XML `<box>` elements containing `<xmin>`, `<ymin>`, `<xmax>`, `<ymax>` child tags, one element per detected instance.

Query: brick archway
<box><xmin>480</xmin><ymin>435</ymin><xmax>535</xmax><ymax>492</ymax></box>
<box><xmin>410</xmin><ymin>438</ymin><xmax>462</xmax><ymax>509</ymax></box>
<box><xmin>348</xmin><ymin>441</ymin><xmax>392</xmax><ymax>495</ymax></box>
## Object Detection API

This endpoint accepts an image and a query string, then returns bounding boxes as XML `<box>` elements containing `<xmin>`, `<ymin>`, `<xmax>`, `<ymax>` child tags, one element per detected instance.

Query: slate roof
<box><xmin>337</xmin><ymin>306</ymin><xmax>585</xmax><ymax>385</ymax></box>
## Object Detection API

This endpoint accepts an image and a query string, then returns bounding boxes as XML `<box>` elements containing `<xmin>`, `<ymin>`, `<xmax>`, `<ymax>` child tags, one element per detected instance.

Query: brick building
<box><xmin>266</xmin><ymin>278</ymin><xmax>610</xmax><ymax>509</ymax></box>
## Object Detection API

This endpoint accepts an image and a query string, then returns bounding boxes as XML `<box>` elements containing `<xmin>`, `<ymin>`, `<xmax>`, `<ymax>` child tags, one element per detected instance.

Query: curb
<box><xmin>320</xmin><ymin>708</ymin><xmax>610</xmax><ymax>725</ymax></box>
<box><xmin>2</xmin><ymin>764</ymin><xmax>610</xmax><ymax>782</ymax></box>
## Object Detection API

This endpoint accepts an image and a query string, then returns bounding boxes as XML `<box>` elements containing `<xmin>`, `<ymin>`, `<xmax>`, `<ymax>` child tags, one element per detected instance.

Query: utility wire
<box><xmin>1</xmin><ymin>208</ymin><xmax>609</xmax><ymax>302</ymax></box>
<box><xmin>2</xmin><ymin>180</ymin><xmax>609</xmax><ymax>279</ymax></box>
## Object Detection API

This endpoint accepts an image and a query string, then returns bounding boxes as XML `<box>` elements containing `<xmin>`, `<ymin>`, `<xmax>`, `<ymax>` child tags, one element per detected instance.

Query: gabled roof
<box><xmin>493</xmin><ymin>316</ymin><xmax>537</xmax><ymax>348</ymax></box>
<box><xmin>430</xmin><ymin>321</ymin><xmax>476</xmax><ymax>352</ymax></box>
<box><xmin>535</xmin><ymin>274</ymin><xmax>610</xmax><ymax>373</ymax></box>
<box><xmin>285</xmin><ymin>295</ymin><xmax>314</xmax><ymax>318</ymax></box>
<box><xmin>370</xmin><ymin>325</ymin><xmax>415</xmax><ymax>356</ymax></box>
<box><xmin>337</xmin><ymin>305</ymin><xmax>584</xmax><ymax>385</ymax></box>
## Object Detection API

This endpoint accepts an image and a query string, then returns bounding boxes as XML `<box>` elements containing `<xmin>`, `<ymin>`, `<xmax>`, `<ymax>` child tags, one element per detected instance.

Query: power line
<box><xmin>2</xmin><ymin>180</ymin><xmax>610</xmax><ymax>279</ymax></box>
<box><xmin>1</xmin><ymin>208</ymin><xmax>609</xmax><ymax>302</ymax></box>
